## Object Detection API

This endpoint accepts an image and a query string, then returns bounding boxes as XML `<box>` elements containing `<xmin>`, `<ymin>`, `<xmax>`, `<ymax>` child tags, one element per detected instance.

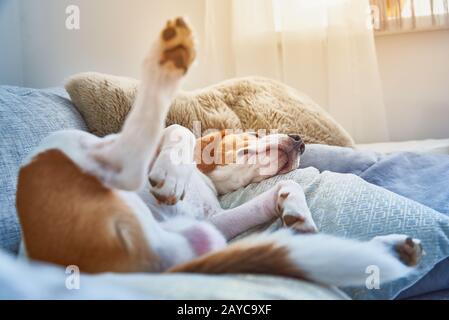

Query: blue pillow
<box><xmin>220</xmin><ymin>167</ymin><xmax>449</xmax><ymax>300</ymax></box>
<box><xmin>0</xmin><ymin>86</ymin><xmax>88</xmax><ymax>253</ymax></box>
<box><xmin>298</xmin><ymin>143</ymin><xmax>449</xmax><ymax>299</ymax></box>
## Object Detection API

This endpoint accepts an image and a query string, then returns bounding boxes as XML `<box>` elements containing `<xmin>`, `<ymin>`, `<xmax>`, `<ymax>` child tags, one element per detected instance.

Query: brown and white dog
<box><xmin>17</xmin><ymin>18</ymin><xmax>423</xmax><ymax>287</ymax></box>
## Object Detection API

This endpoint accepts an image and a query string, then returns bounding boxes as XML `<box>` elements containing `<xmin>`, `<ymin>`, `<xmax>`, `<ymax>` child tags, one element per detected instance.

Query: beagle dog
<box><xmin>17</xmin><ymin>18</ymin><xmax>423</xmax><ymax>287</ymax></box>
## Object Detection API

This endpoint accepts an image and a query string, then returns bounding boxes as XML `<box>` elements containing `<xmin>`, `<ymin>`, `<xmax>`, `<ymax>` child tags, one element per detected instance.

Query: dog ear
<box><xmin>195</xmin><ymin>130</ymin><xmax>226</xmax><ymax>174</ymax></box>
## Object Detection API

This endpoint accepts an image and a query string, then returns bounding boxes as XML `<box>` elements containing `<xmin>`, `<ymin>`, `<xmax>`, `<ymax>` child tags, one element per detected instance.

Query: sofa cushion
<box><xmin>0</xmin><ymin>86</ymin><xmax>87</xmax><ymax>253</ymax></box>
<box><xmin>65</xmin><ymin>72</ymin><xmax>355</xmax><ymax>147</ymax></box>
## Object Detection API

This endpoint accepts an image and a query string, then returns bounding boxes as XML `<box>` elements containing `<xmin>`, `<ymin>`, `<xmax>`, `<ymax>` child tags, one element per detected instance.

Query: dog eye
<box><xmin>247</xmin><ymin>132</ymin><xmax>258</xmax><ymax>137</ymax></box>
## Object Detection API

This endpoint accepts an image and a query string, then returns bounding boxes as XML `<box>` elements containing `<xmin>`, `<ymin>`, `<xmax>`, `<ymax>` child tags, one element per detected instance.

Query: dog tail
<box><xmin>167</xmin><ymin>230</ymin><xmax>412</xmax><ymax>287</ymax></box>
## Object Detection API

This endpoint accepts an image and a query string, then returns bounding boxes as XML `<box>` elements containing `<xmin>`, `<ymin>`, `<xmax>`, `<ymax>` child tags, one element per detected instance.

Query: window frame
<box><xmin>371</xmin><ymin>0</ymin><xmax>449</xmax><ymax>36</ymax></box>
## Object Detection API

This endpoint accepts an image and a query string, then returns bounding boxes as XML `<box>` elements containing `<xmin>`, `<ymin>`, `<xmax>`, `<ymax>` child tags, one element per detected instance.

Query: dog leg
<box><xmin>169</xmin><ymin>229</ymin><xmax>420</xmax><ymax>287</ymax></box>
<box><xmin>148</xmin><ymin>124</ymin><xmax>197</xmax><ymax>205</ymax></box>
<box><xmin>88</xmin><ymin>17</ymin><xmax>196</xmax><ymax>191</ymax></box>
<box><xmin>209</xmin><ymin>184</ymin><xmax>286</xmax><ymax>240</ymax></box>
<box><xmin>210</xmin><ymin>180</ymin><xmax>317</xmax><ymax>240</ymax></box>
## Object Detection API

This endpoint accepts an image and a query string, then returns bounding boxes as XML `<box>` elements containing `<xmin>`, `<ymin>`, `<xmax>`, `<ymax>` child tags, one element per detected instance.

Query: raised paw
<box><xmin>148</xmin><ymin>152</ymin><xmax>194</xmax><ymax>206</ymax></box>
<box><xmin>372</xmin><ymin>234</ymin><xmax>424</xmax><ymax>267</ymax></box>
<box><xmin>159</xmin><ymin>17</ymin><xmax>196</xmax><ymax>75</ymax></box>
<box><xmin>277</xmin><ymin>181</ymin><xmax>318</xmax><ymax>234</ymax></box>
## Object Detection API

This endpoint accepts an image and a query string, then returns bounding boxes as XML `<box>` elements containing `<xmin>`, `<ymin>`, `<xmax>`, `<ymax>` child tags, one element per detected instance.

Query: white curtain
<box><xmin>204</xmin><ymin>0</ymin><xmax>390</xmax><ymax>143</ymax></box>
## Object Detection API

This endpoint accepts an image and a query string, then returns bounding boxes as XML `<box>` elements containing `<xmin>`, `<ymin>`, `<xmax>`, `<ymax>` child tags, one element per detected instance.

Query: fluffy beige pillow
<box><xmin>65</xmin><ymin>72</ymin><xmax>354</xmax><ymax>147</ymax></box>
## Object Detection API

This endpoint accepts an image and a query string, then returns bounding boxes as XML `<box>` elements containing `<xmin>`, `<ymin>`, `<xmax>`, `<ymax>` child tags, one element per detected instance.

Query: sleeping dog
<box><xmin>17</xmin><ymin>17</ymin><xmax>422</xmax><ymax>287</ymax></box>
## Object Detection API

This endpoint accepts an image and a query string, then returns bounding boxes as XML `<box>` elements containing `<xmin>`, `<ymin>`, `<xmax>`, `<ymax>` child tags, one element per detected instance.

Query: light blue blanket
<box><xmin>300</xmin><ymin>144</ymin><xmax>449</xmax><ymax>215</ymax></box>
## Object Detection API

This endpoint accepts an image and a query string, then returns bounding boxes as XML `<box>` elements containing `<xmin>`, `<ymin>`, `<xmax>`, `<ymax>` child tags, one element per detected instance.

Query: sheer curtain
<box><xmin>204</xmin><ymin>0</ymin><xmax>390</xmax><ymax>143</ymax></box>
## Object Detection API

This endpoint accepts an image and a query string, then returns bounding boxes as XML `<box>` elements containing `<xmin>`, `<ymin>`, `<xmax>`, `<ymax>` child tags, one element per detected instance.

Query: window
<box><xmin>371</xmin><ymin>0</ymin><xmax>449</xmax><ymax>35</ymax></box>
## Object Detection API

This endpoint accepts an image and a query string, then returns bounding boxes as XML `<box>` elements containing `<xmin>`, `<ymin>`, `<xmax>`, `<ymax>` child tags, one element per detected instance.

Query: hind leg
<box><xmin>209</xmin><ymin>180</ymin><xmax>318</xmax><ymax>240</ymax></box>
<box><xmin>168</xmin><ymin>229</ymin><xmax>419</xmax><ymax>286</ymax></box>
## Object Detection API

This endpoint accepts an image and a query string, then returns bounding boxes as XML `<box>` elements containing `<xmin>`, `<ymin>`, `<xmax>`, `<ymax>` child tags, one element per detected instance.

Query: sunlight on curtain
<box><xmin>205</xmin><ymin>0</ymin><xmax>390</xmax><ymax>143</ymax></box>
<box><xmin>231</xmin><ymin>0</ymin><xmax>282</xmax><ymax>80</ymax></box>
<box><xmin>203</xmin><ymin>0</ymin><xmax>236</xmax><ymax>85</ymax></box>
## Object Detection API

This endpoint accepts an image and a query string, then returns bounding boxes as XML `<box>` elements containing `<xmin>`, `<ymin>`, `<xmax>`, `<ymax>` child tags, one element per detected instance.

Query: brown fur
<box><xmin>194</xmin><ymin>130</ymin><xmax>225</xmax><ymax>173</ymax></box>
<box><xmin>283</xmin><ymin>215</ymin><xmax>305</xmax><ymax>227</ymax></box>
<box><xmin>279</xmin><ymin>192</ymin><xmax>290</xmax><ymax>200</ymax></box>
<box><xmin>149</xmin><ymin>177</ymin><xmax>165</xmax><ymax>188</ymax></box>
<box><xmin>167</xmin><ymin>241</ymin><xmax>307</xmax><ymax>280</ymax></box>
<box><xmin>162</xmin><ymin>27</ymin><xmax>176</xmax><ymax>41</ymax></box>
<box><xmin>16</xmin><ymin>149</ymin><xmax>160</xmax><ymax>274</ymax></box>
<box><xmin>151</xmin><ymin>192</ymin><xmax>179</xmax><ymax>206</ymax></box>
<box><xmin>195</xmin><ymin>130</ymin><xmax>255</xmax><ymax>174</ymax></box>
<box><xmin>395</xmin><ymin>237</ymin><xmax>423</xmax><ymax>267</ymax></box>
<box><xmin>159</xmin><ymin>17</ymin><xmax>195</xmax><ymax>74</ymax></box>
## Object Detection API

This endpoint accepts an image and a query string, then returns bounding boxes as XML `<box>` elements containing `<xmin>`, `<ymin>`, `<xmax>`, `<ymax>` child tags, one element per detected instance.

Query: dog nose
<box><xmin>288</xmin><ymin>134</ymin><xmax>301</xmax><ymax>142</ymax></box>
<box><xmin>299</xmin><ymin>142</ymin><xmax>305</xmax><ymax>155</ymax></box>
<box><xmin>288</xmin><ymin>134</ymin><xmax>305</xmax><ymax>155</ymax></box>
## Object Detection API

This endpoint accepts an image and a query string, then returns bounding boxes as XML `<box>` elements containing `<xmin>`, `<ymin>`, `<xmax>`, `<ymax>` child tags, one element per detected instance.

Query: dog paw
<box><xmin>157</xmin><ymin>17</ymin><xmax>196</xmax><ymax>75</ymax></box>
<box><xmin>395</xmin><ymin>237</ymin><xmax>424</xmax><ymax>267</ymax></box>
<box><xmin>148</xmin><ymin>151</ymin><xmax>194</xmax><ymax>206</ymax></box>
<box><xmin>372</xmin><ymin>234</ymin><xmax>424</xmax><ymax>267</ymax></box>
<box><xmin>149</xmin><ymin>125</ymin><xmax>196</xmax><ymax>206</ymax></box>
<box><xmin>277</xmin><ymin>181</ymin><xmax>318</xmax><ymax>234</ymax></box>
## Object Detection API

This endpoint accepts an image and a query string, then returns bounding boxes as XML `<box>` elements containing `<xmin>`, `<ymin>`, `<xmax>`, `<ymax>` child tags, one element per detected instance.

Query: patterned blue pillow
<box><xmin>0</xmin><ymin>86</ymin><xmax>87</xmax><ymax>253</ymax></box>
<box><xmin>220</xmin><ymin>167</ymin><xmax>449</xmax><ymax>300</ymax></box>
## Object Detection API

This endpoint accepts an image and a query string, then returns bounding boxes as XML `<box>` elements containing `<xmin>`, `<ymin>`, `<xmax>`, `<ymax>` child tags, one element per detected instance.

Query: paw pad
<box><xmin>396</xmin><ymin>237</ymin><xmax>423</xmax><ymax>266</ymax></box>
<box><xmin>151</xmin><ymin>192</ymin><xmax>178</xmax><ymax>206</ymax></box>
<box><xmin>279</xmin><ymin>192</ymin><xmax>290</xmax><ymax>200</ymax></box>
<box><xmin>159</xmin><ymin>17</ymin><xmax>196</xmax><ymax>74</ymax></box>
<box><xmin>149</xmin><ymin>177</ymin><xmax>164</xmax><ymax>189</ymax></box>
<box><xmin>282</xmin><ymin>213</ymin><xmax>305</xmax><ymax>227</ymax></box>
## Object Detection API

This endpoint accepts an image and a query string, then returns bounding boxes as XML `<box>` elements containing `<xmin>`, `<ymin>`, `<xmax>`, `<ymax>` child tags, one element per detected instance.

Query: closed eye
<box><xmin>247</xmin><ymin>132</ymin><xmax>259</xmax><ymax>138</ymax></box>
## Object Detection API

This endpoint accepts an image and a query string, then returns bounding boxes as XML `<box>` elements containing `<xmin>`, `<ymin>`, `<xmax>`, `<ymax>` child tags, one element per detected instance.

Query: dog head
<box><xmin>195</xmin><ymin>130</ymin><xmax>305</xmax><ymax>194</ymax></box>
